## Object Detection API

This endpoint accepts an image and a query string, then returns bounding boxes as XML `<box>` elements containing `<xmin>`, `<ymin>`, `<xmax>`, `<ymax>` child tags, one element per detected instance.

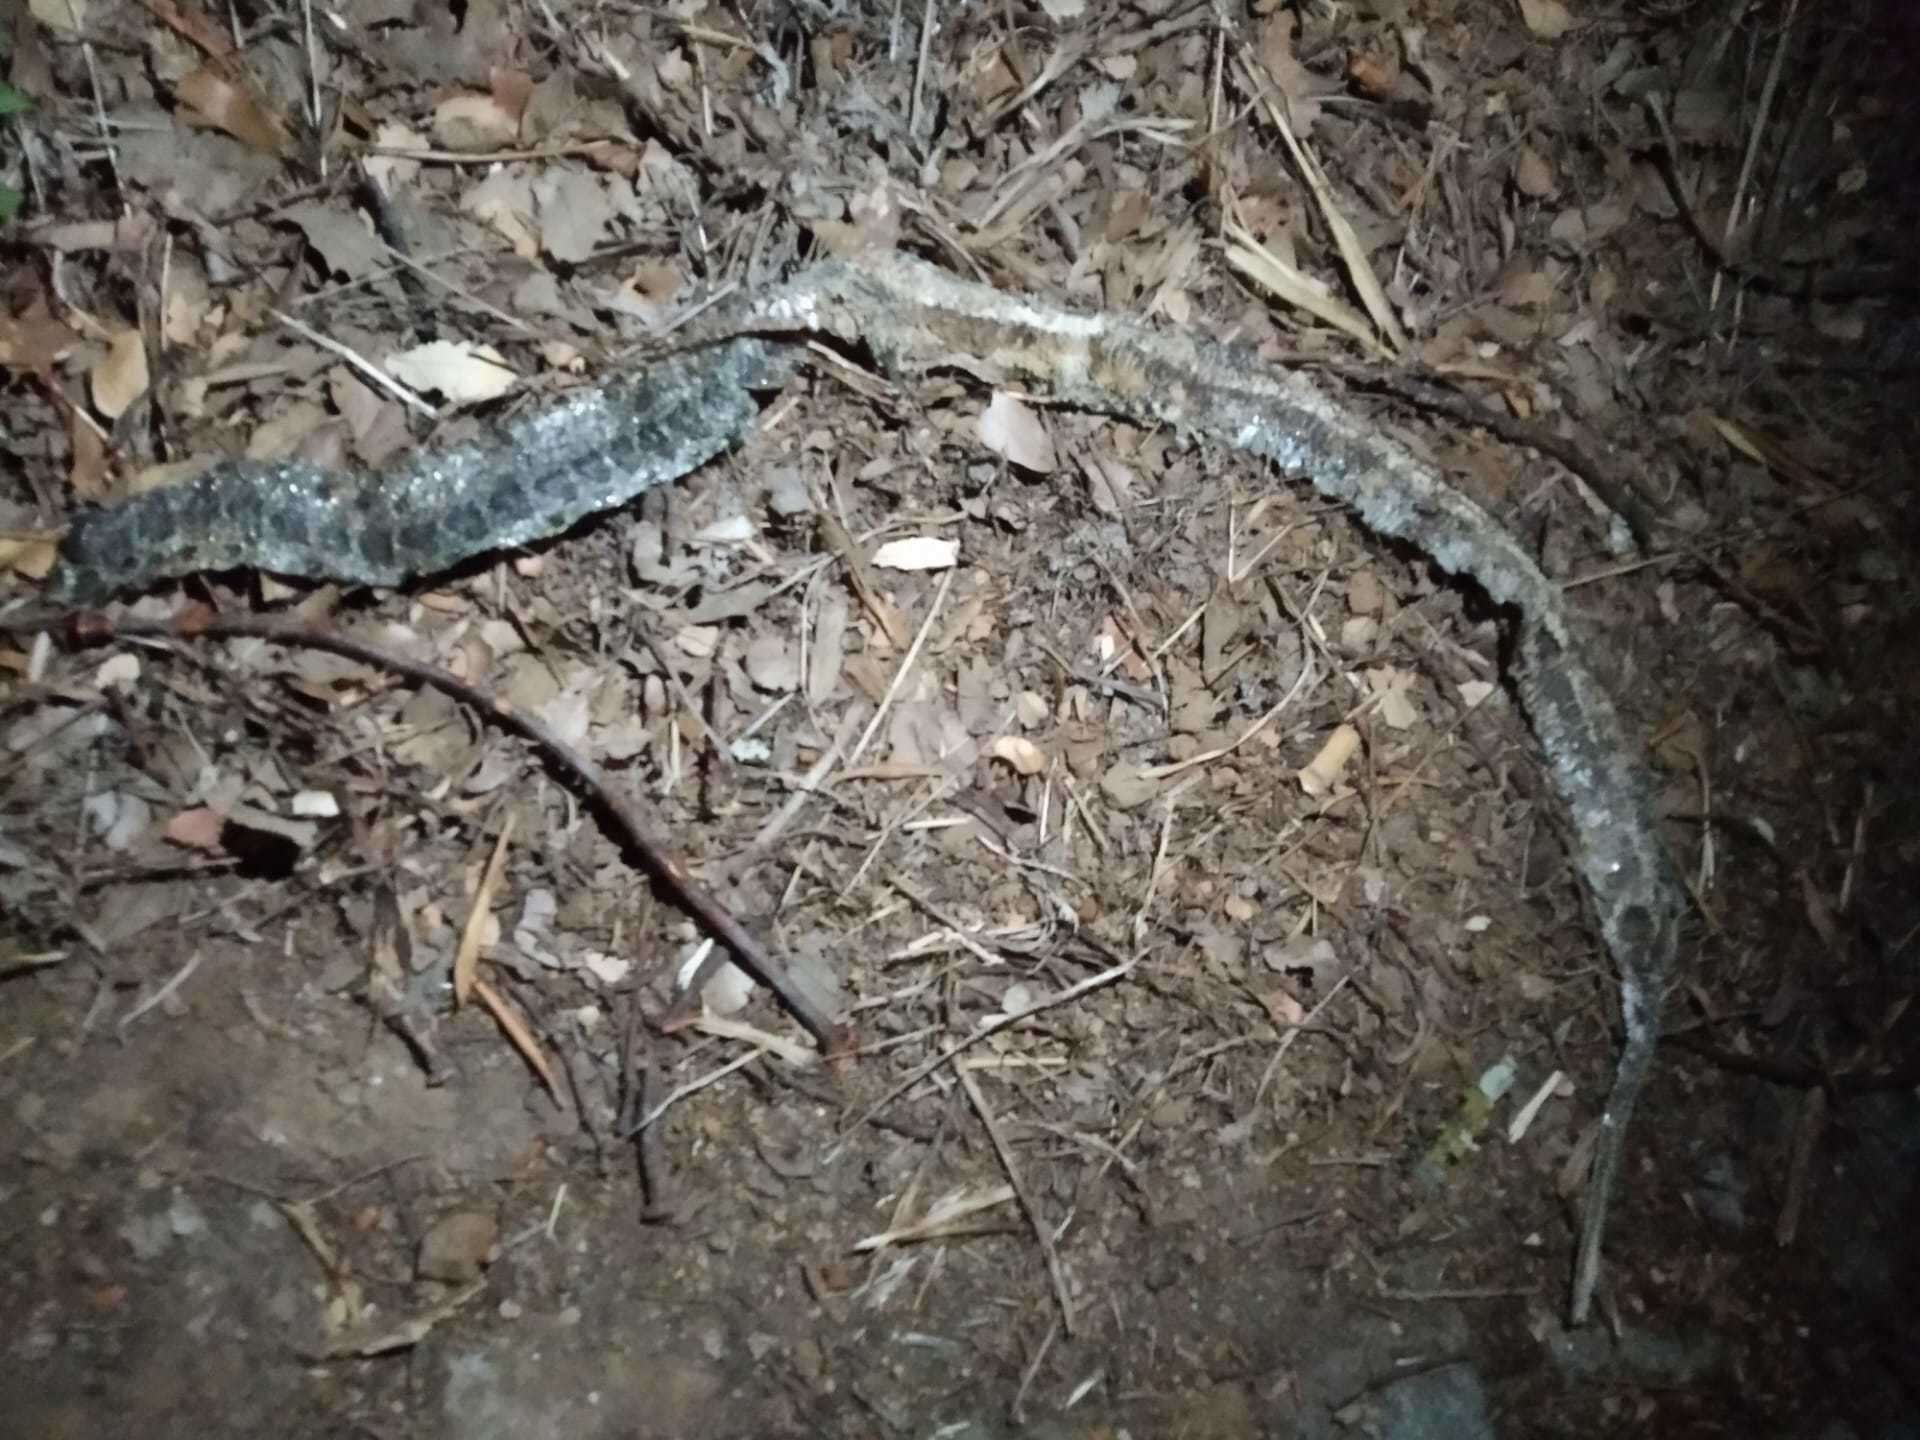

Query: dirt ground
<box><xmin>3</xmin><ymin>0</ymin><xmax>1918</xmax><ymax>1437</ymax></box>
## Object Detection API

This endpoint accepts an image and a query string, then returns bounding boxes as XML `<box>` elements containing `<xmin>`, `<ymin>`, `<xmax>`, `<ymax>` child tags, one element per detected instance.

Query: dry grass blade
<box><xmin>623</xmin><ymin>1047</ymin><xmax>765</xmax><ymax>1136</ymax></box>
<box><xmin>839</xmin><ymin>952</ymin><xmax>1140</xmax><ymax>1141</ymax></box>
<box><xmin>846</xmin><ymin>566</ymin><xmax>955</xmax><ymax>769</ymax></box>
<box><xmin>1712</xmin><ymin>0</ymin><xmax>1801</xmax><ymax>308</ymax></box>
<box><xmin>1224</xmin><ymin>217</ymin><xmax>1392</xmax><ymax>361</ymax></box>
<box><xmin>850</xmin><ymin>1184</ymin><xmax>1017</xmax><ymax>1252</ymax></box>
<box><xmin>1137</xmin><ymin>667</ymin><xmax>1313</xmax><ymax>782</ymax></box>
<box><xmin>470</xmin><ymin>974</ymin><xmax>560</xmax><ymax>1102</ymax></box>
<box><xmin>1234</xmin><ymin>50</ymin><xmax>1409</xmax><ymax>356</ymax></box>
<box><xmin>691</xmin><ymin>1013</ymin><xmax>818</xmax><ymax>1068</ymax></box>
<box><xmin>956</xmin><ymin>1064</ymin><xmax>1076</xmax><ymax>1336</ymax></box>
<box><xmin>301</xmin><ymin>1278</ymin><xmax>488</xmax><ymax>1360</ymax></box>
<box><xmin>453</xmin><ymin>811</ymin><xmax>515</xmax><ymax>1007</ymax></box>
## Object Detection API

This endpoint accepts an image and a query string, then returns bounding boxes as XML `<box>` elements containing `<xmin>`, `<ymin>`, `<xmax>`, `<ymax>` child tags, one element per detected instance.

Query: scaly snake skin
<box><xmin>43</xmin><ymin>254</ymin><xmax>1678</xmax><ymax>1324</ymax></box>
<box><xmin>48</xmin><ymin>338</ymin><xmax>792</xmax><ymax>605</ymax></box>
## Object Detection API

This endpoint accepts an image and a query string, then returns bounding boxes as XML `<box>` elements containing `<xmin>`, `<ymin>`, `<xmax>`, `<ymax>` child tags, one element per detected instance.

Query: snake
<box><xmin>47</xmin><ymin>339</ymin><xmax>793</xmax><ymax>606</ymax></box>
<box><xmin>40</xmin><ymin>252</ymin><xmax>1680</xmax><ymax>1324</ymax></box>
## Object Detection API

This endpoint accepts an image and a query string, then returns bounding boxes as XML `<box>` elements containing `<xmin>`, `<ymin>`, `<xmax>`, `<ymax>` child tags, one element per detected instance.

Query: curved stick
<box><xmin>33</xmin><ymin>605</ymin><xmax>849</xmax><ymax>1056</ymax></box>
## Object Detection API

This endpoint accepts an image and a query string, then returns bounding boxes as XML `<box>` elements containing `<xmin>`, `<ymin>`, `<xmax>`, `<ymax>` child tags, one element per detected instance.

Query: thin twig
<box><xmin>33</xmin><ymin>607</ymin><xmax>848</xmax><ymax>1054</ymax></box>
<box><xmin>837</xmin><ymin>951</ymin><xmax>1139</xmax><ymax>1143</ymax></box>
<box><xmin>1010</xmin><ymin>1316</ymin><xmax>1060</xmax><ymax>1427</ymax></box>
<box><xmin>269</xmin><ymin>308</ymin><xmax>439</xmax><ymax>419</ymax></box>
<box><xmin>1712</xmin><ymin>0</ymin><xmax>1799</xmax><ymax>310</ymax></box>
<box><xmin>957</xmin><ymin>1064</ymin><xmax>1076</xmax><ymax>1336</ymax></box>
<box><xmin>846</xmin><ymin>566</ymin><xmax>955</xmax><ymax>769</ymax></box>
<box><xmin>117</xmin><ymin>948</ymin><xmax>203</xmax><ymax>1030</ymax></box>
<box><xmin>621</xmin><ymin>1046</ymin><xmax>763</xmax><ymax>1136</ymax></box>
<box><xmin>710</xmin><ymin>707</ymin><xmax>861</xmax><ymax>886</ymax></box>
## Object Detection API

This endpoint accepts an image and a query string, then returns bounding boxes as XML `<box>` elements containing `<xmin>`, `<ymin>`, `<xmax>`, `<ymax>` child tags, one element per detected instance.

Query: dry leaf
<box><xmin>1516</xmin><ymin>0</ymin><xmax>1575</xmax><ymax>39</ymax></box>
<box><xmin>537</xmin><ymin>686</ymin><xmax>591</xmax><ymax>749</ymax></box>
<box><xmin>224</xmin><ymin>802</ymin><xmax>319</xmax><ymax>851</ymax></box>
<box><xmin>989</xmin><ymin>736</ymin><xmax>1047</xmax><ymax>776</ymax></box>
<box><xmin>1513</xmin><ymin>145</ymin><xmax>1556</xmax><ymax>198</ymax></box>
<box><xmin>675</xmin><ymin>625</ymin><xmax>719</xmax><ymax>659</ymax></box>
<box><xmin>416</xmin><ymin>1212</ymin><xmax>497</xmax><ymax>1284</ymax></box>
<box><xmin>365</xmin><ymin>121</ymin><xmax>427</xmax><ymax>194</ymax></box>
<box><xmin>691</xmin><ymin>952</ymin><xmax>754</xmax><ymax>1016</ymax></box>
<box><xmin>809</xmin><ymin>591</ymin><xmax>849</xmax><ymax>704</ymax></box>
<box><xmin>851</xmin><ymin>1185</ymin><xmax>1017</xmax><ymax>1251</ymax></box>
<box><xmin>0</xmin><ymin>533</ymin><xmax>60</xmax><ymax>582</ymax></box>
<box><xmin>1081</xmin><ymin>451</ymin><xmax>1137</xmax><ymax>517</ymax></box>
<box><xmin>90</xmin><ymin>329</ymin><xmax>148</xmax><ymax>419</ymax></box>
<box><xmin>1497</xmin><ymin>263</ymin><xmax>1558</xmax><ymax>309</ymax></box>
<box><xmin>95</xmin><ymin>656</ymin><xmax>139</xmax><ymax>695</ymax></box>
<box><xmin>1346</xmin><ymin>570</ymin><xmax>1385</xmax><ymax>616</ymax></box>
<box><xmin>164</xmin><ymin>807</ymin><xmax>227</xmax><ymax>853</ymax></box>
<box><xmin>745</xmin><ymin>634</ymin><xmax>800</xmax><ymax>692</ymax></box>
<box><xmin>89</xmin><ymin>792</ymin><xmax>152</xmax><ymax>851</ymax></box>
<box><xmin>1100</xmin><ymin>761</ymin><xmax>1160</xmax><ymax>810</ymax></box>
<box><xmin>1458</xmin><ymin>680</ymin><xmax>1497</xmax><ymax>709</ymax></box>
<box><xmin>30</xmin><ymin>0</ymin><xmax>86</xmax><ymax>32</ymax></box>
<box><xmin>67</xmin><ymin>407</ymin><xmax>108</xmax><ymax>499</ymax></box>
<box><xmin>1256</xmin><ymin>11</ymin><xmax>1325</xmax><ymax>136</ymax></box>
<box><xmin>1346</xmin><ymin>48</ymin><xmax>1400</xmax><ymax>101</ymax></box>
<box><xmin>1366</xmin><ymin>667</ymin><xmax>1420</xmax><ymax>730</ymax></box>
<box><xmin>534</xmin><ymin>167</ymin><xmax>616</xmax><ymax>264</ymax></box>
<box><xmin>1225</xmin><ymin>226</ymin><xmax>1393</xmax><ymax>361</ymax></box>
<box><xmin>0</xmin><ymin>305</ymin><xmax>78</xmax><ymax>372</ymax></box>
<box><xmin>976</xmin><ymin>391</ymin><xmax>1056</xmax><ymax>473</ymax></box>
<box><xmin>1651</xmin><ymin>708</ymin><xmax>1708</xmax><ymax>773</ymax></box>
<box><xmin>681</xmin><ymin>580</ymin><xmax>776</xmax><ymax>626</ymax></box>
<box><xmin>285</xmin><ymin>202</ymin><xmax>384</xmax><ymax>281</ymax></box>
<box><xmin>385</xmin><ymin>341</ymin><xmax>518</xmax><ymax>404</ymax></box>
<box><xmin>691</xmin><ymin>514</ymin><xmax>756</xmax><ymax>544</ymax></box>
<box><xmin>432</xmin><ymin>93</ymin><xmax>521</xmax><ymax>151</ymax></box>
<box><xmin>1234</xmin><ymin>49</ymin><xmax>1407</xmax><ymax>356</ymax></box>
<box><xmin>175</xmin><ymin>66</ymin><xmax>290</xmax><ymax>154</ymax></box>
<box><xmin>870</xmin><ymin>536</ymin><xmax>959</xmax><ymax>571</ymax></box>
<box><xmin>303</xmin><ymin>1279</ymin><xmax>487</xmax><ymax>1361</ymax></box>
<box><xmin>1258</xmin><ymin>987</ymin><xmax>1307</xmax><ymax>1027</ymax></box>
<box><xmin>460</xmin><ymin>170</ymin><xmax>540</xmax><ymax>258</ymax></box>
<box><xmin>246</xmin><ymin>400</ymin><xmax>332</xmax><ymax>461</ymax></box>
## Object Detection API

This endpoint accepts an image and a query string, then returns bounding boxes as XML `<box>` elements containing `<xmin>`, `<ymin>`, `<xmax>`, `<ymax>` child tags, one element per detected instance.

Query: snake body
<box><xmin>42</xmin><ymin>255</ymin><xmax>1677</xmax><ymax>1323</ymax></box>
<box><xmin>49</xmin><ymin>338</ymin><xmax>790</xmax><ymax>606</ymax></box>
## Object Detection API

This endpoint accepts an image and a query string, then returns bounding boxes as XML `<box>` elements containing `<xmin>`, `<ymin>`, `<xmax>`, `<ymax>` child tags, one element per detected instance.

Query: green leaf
<box><xmin>0</xmin><ymin>187</ymin><xmax>19</xmax><ymax>225</ymax></box>
<box><xmin>0</xmin><ymin>84</ymin><xmax>30</xmax><ymax>118</ymax></box>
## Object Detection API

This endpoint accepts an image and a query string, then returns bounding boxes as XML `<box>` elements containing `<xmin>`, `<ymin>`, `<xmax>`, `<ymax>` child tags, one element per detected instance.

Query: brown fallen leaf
<box><xmin>989</xmin><ymin>735</ymin><xmax>1047</xmax><ymax>776</ymax></box>
<box><xmin>89</xmin><ymin>329</ymin><xmax>148</xmax><ymax>420</ymax></box>
<box><xmin>164</xmin><ymin>807</ymin><xmax>228</xmax><ymax>854</ymax></box>
<box><xmin>175</xmin><ymin>65</ymin><xmax>291</xmax><ymax>154</ymax></box>
<box><xmin>1517</xmin><ymin>0</ymin><xmax>1576</xmax><ymax>40</ymax></box>
<box><xmin>0</xmin><ymin>304</ymin><xmax>78</xmax><ymax>372</ymax></box>
<box><xmin>302</xmin><ymin>1279</ymin><xmax>487</xmax><ymax>1360</ymax></box>
<box><xmin>0</xmin><ymin>531</ymin><xmax>60</xmax><ymax>582</ymax></box>
<box><xmin>433</xmin><ymin>92</ymin><xmax>521</xmax><ymax>151</ymax></box>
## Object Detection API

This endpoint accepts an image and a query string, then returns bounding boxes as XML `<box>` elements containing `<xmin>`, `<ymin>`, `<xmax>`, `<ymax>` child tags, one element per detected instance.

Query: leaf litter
<box><xmin>1</xmin><ymin>0</ymin><xmax>1917</xmax><ymax>1433</ymax></box>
